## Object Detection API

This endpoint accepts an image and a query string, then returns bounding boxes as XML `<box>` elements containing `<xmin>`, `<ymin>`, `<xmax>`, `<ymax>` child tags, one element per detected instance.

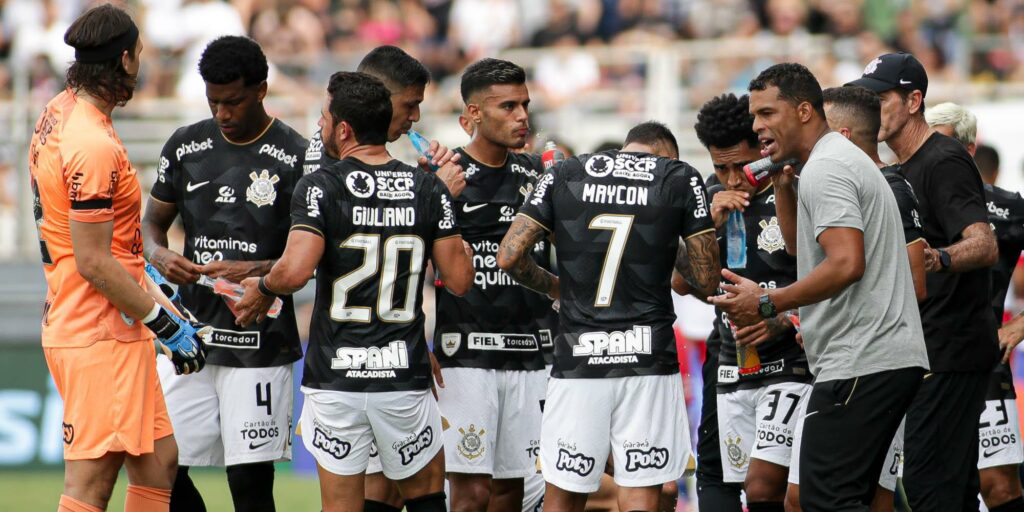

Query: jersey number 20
<box><xmin>332</xmin><ymin>234</ymin><xmax>424</xmax><ymax>323</ymax></box>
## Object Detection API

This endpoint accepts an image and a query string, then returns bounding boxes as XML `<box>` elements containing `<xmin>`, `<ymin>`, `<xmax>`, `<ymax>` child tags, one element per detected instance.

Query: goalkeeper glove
<box><xmin>144</xmin><ymin>305</ymin><xmax>209</xmax><ymax>375</ymax></box>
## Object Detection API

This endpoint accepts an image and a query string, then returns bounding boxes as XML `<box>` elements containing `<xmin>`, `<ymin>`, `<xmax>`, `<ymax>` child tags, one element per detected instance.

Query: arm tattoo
<box><xmin>680</xmin><ymin>232</ymin><xmax>720</xmax><ymax>300</ymax></box>
<box><xmin>948</xmin><ymin>222</ymin><xmax>998</xmax><ymax>272</ymax></box>
<box><xmin>499</xmin><ymin>218</ymin><xmax>558</xmax><ymax>296</ymax></box>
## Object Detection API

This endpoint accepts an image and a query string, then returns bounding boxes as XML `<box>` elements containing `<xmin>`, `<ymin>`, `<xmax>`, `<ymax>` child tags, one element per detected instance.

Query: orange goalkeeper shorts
<box><xmin>44</xmin><ymin>338</ymin><xmax>173</xmax><ymax>460</ymax></box>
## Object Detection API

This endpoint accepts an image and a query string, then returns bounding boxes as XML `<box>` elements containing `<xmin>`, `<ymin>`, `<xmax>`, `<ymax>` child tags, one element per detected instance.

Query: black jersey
<box><xmin>292</xmin><ymin>158</ymin><xmax>460</xmax><ymax>392</ymax></box>
<box><xmin>519</xmin><ymin>150</ymin><xmax>715</xmax><ymax>379</ymax></box>
<box><xmin>881</xmin><ymin>165</ymin><xmax>925</xmax><ymax>245</ymax></box>
<box><xmin>432</xmin><ymin>149</ymin><xmax>549</xmax><ymax>371</ymax></box>
<box><xmin>532</xmin><ymin>237</ymin><xmax>558</xmax><ymax>366</ymax></box>
<box><xmin>985</xmin><ymin>184</ymin><xmax>1024</xmax><ymax>400</ymax></box>
<box><xmin>712</xmin><ymin>184</ymin><xmax>809</xmax><ymax>391</ymax></box>
<box><xmin>150</xmin><ymin>118</ymin><xmax>305</xmax><ymax>368</ymax></box>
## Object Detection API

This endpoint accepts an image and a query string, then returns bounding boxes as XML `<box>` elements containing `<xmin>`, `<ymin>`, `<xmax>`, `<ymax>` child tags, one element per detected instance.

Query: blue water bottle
<box><xmin>726</xmin><ymin>210</ymin><xmax>747</xmax><ymax>269</ymax></box>
<box><xmin>407</xmin><ymin>129</ymin><xmax>439</xmax><ymax>171</ymax></box>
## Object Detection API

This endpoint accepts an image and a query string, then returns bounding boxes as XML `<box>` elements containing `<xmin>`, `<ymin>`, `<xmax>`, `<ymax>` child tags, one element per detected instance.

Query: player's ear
<box><xmin>257</xmin><ymin>81</ymin><xmax>268</xmax><ymax>103</ymax></box>
<box><xmin>797</xmin><ymin>101</ymin><xmax>813</xmax><ymax>123</ymax></box>
<box><xmin>466</xmin><ymin>103</ymin><xmax>481</xmax><ymax>124</ymax></box>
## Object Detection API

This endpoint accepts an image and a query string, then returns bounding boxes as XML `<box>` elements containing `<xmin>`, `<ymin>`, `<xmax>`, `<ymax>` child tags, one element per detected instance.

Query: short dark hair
<box><xmin>748</xmin><ymin>63</ymin><xmax>825</xmax><ymax>118</ymax></box>
<box><xmin>694</xmin><ymin>94</ymin><xmax>758</xmax><ymax>150</ymax></box>
<box><xmin>198</xmin><ymin>36</ymin><xmax>268</xmax><ymax>86</ymax></box>
<box><xmin>64</xmin><ymin>4</ymin><xmax>138</xmax><ymax>106</ymax></box>
<box><xmin>822</xmin><ymin>86</ymin><xmax>880</xmax><ymax>141</ymax></box>
<box><xmin>356</xmin><ymin>45</ymin><xmax>431</xmax><ymax>92</ymax></box>
<box><xmin>327</xmin><ymin>72</ymin><xmax>392</xmax><ymax>145</ymax></box>
<box><xmin>624</xmin><ymin>121</ymin><xmax>679</xmax><ymax>157</ymax></box>
<box><xmin>460</xmin><ymin>58</ymin><xmax>526</xmax><ymax>104</ymax></box>
<box><xmin>593</xmin><ymin>140</ymin><xmax>621</xmax><ymax>153</ymax></box>
<box><xmin>975</xmin><ymin>143</ymin><xmax>1000</xmax><ymax>180</ymax></box>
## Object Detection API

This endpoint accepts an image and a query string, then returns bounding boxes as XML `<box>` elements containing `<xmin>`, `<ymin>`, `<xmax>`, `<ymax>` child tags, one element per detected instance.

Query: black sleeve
<box><xmin>518</xmin><ymin>162</ymin><xmax>560</xmax><ymax>232</ymax></box>
<box><xmin>926</xmin><ymin>154</ymin><xmax>988</xmax><ymax>242</ymax></box>
<box><xmin>675</xmin><ymin>163</ymin><xmax>715</xmax><ymax>239</ymax></box>
<box><xmin>150</xmin><ymin>131</ymin><xmax>184</xmax><ymax>203</ymax></box>
<box><xmin>888</xmin><ymin>177</ymin><xmax>924</xmax><ymax>244</ymax></box>
<box><xmin>290</xmin><ymin>174</ymin><xmax>328</xmax><ymax>238</ymax></box>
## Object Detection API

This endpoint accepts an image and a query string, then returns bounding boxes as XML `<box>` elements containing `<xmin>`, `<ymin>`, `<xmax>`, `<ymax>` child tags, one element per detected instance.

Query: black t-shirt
<box><xmin>711</xmin><ymin>184</ymin><xmax>809</xmax><ymax>391</ymax></box>
<box><xmin>293</xmin><ymin>158</ymin><xmax>460</xmax><ymax>392</ymax></box>
<box><xmin>432</xmin><ymin>149</ymin><xmax>550</xmax><ymax>371</ymax></box>
<box><xmin>985</xmin><ymin>184</ymin><xmax>1024</xmax><ymax>399</ymax></box>
<box><xmin>881</xmin><ymin>165</ymin><xmax>925</xmax><ymax>245</ymax></box>
<box><xmin>519</xmin><ymin>150</ymin><xmax>715</xmax><ymax>379</ymax></box>
<box><xmin>901</xmin><ymin>132</ymin><xmax>999</xmax><ymax>372</ymax></box>
<box><xmin>150</xmin><ymin>118</ymin><xmax>305</xmax><ymax>367</ymax></box>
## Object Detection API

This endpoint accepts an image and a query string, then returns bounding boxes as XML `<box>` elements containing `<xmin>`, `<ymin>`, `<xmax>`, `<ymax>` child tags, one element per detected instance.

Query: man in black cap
<box><xmin>850</xmin><ymin>52</ymin><xmax>1000</xmax><ymax>511</ymax></box>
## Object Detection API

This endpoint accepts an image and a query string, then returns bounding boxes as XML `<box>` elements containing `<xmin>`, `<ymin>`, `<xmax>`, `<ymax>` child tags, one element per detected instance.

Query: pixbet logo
<box><xmin>259</xmin><ymin>144</ymin><xmax>298</xmax><ymax>166</ymax></box>
<box><xmin>176</xmin><ymin>138</ymin><xmax>213</xmax><ymax>160</ymax></box>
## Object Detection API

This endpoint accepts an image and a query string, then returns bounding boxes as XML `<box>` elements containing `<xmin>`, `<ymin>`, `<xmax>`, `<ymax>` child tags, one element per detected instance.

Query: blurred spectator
<box><xmin>449</xmin><ymin>0</ymin><xmax>520</xmax><ymax>59</ymax></box>
<box><xmin>533</xmin><ymin>34</ymin><xmax>599</xmax><ymax>108</ymax></box>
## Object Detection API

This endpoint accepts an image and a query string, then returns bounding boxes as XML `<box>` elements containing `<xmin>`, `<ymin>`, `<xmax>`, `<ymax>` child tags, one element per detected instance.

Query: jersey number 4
<box><xmin>332</xmin><ymin>234</ymin><xmax>425</xmax><ymax>323</ymax></box>
<box><xmin>589</xmin><ymin>214</ymin><xmax>634</xmax><ymax>307</ymax></box>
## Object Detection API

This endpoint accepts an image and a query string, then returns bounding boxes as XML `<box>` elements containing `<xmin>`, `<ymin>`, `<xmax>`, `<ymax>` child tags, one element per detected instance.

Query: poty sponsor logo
<box><xmin>176</xmin><ymin>138</ymin><xmax>213</xmax><ymax>160</ymax></box>
<box><xmin>306</xmin><ymin>185</ymin><xmax>323</xmax><ymax>218</ymax></box>
<box><xmin>624</xmin><ymin>447</ymin><xmax>669</xmax><ymax>472</ymax></box>
<box><xmin>312</xmin><ymin>427</ymin><xmax>351</xmax><ymax>460</ymax></box>
<box><xmin>555</xmin><ymin>448</ymin><xmax>595</xmax><ymax>476</ymax></box>
<box><xmin>690</xmin><ymin>176</ymin><xmax>708</xmax><ymax>218</ymax></box>
<box><xmin>398</xmin><ymin>426</ymin><xmax>433</xmax><ymax>465</ymax></box>
<box><xmin>259</xmin><ymin>143</ymin><xmax>298</xmax><ymax>167</ymax></box>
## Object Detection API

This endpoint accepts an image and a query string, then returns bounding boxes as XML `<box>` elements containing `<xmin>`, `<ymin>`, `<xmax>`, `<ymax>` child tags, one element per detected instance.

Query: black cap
<box><xmin>846</xmin><ymin>53</ymin><xmax>928</xmax><ymax>98</ymax></box>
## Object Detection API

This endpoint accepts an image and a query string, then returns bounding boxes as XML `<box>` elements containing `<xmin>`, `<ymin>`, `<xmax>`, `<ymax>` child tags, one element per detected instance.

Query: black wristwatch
<box><xmin>937</xmin><ymin>248</ymin><xmax>952</xmax><ymax>271</ymax></box>
<box><xmin>758</xmin><ymin>294</ymin><xmax>777</xmax><ymax>319</ymax></box>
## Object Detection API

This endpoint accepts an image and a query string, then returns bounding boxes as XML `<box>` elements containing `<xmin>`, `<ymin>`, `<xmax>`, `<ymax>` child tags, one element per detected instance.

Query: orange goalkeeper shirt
<box><xmin>29</xmin><ymin>89</ymin><xmax>149</xmax><ymax>347</ymax></box>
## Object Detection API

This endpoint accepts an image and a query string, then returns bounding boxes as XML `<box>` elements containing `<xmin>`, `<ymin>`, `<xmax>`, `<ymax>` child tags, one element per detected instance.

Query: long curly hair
<box><xmin>63</xmin><ymin>4</ymin><xmax>138</xmax><ymax>106</ymax></box>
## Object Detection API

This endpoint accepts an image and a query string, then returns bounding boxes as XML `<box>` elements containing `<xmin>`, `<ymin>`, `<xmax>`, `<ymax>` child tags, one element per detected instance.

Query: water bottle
<box><xmin>742</xmin><ymin>157</ymin><xmax>800</xmax><ymax>187</ymax></box>
<box><xmin>726</xmin><ymin>210</ymin><xmax>747</xmax><ymax>269</ymax></box>
<box><xmin>407</xmin><ymin>129</ymin><xmax>438</xmax><ymax>171</ymax></box>
<box><xmin>541</xmin><ymin>141</ymin><xmax>565</xmax><ymax>172</ymax></box>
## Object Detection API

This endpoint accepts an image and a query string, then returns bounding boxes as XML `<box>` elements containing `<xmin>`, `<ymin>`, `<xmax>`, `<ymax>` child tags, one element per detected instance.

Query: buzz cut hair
<box><xmin>924</xmin><ymin>102</ymin><xmax>977</xmax><ymax>146</ymax></box>
<box><xmin>356</xmin><ymin>45</ymin><xmax>431</xmax><ymax>92</ymax></box>
<box><xmin>822</xmin><ymin>86</ymin><xmax>881</xmax><ymax>143</ymax></box>
<box><xmin>460</xmin><ymin>58</ymin><xmax>526</xmax><ymax>104</ymax></box>
<box><xmin>624</xmin><ymin>121</ymin><xmax>679</xmax><ymax>158</ymax></box>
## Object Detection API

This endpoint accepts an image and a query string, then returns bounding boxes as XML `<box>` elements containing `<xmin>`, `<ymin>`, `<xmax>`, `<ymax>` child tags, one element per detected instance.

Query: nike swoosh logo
<box><xmin>899</xmin><ymin>79</ymin><xmax>912</xmax><ymax>85</ymax></box>
<box><xmin>462</xmin><ymin>203</ymin><xmax>487</xmax><ymax>213</ymax></box>
<box><xmin>984</xmin><ymin>447</ymin><xmax>1007</xmax><ymax>458</ymax></box>
<box><xmin>249</xmin><ymin>440</ymin><xmax>272</xmax><ymax>450</ymax></box>
<box><xmin>186</xmin><ymin>181</ymin><xmax>210</xmax><ymax>192</ymax></box>
<box><xmin>755</xmin><ymin>444</ymin><xmax>777</xmax><ymax>450</ymax></box>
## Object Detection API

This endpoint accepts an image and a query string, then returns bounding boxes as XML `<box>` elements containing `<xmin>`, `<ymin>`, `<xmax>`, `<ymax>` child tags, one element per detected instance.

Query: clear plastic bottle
<box><xmin>726</xmin><ymin>210</ymin><xmax>747</xmax><ymax>269</ymax></box>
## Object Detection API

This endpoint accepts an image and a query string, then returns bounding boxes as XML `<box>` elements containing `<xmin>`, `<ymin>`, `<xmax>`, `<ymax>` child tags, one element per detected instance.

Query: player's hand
<box><xmin>771</xmin><ymin>164</ymin><xmax>797</xmax><ymax>189</ymax></box>
<box><xmin>463</xmin><ymin>240</ymin><xmax>473</xmax><ymax>258</ymax></box>
<box><xmin>999</xmin><ymin>319</ymin><xmax>1024</xmax><ymax>363</ymax></box>
<box><xmin>734</xmin><ymin>321</ymin><xmax>770</xmax><ymax>347</ymax></box>
<box><xmin>146</xmin><ymin>306</ymin><xmax>208</xmax><ymax>375</ymax></box>
<box><xmin>199</xmin><ymin>260</ymin><xmax>265</xmax><ymax>283</ymax></box>
<box><xmin>437</xmin><ymin>161</ymin><xmax>467</xmax><ymax>197</ymax></box>
<box><xmin>418</xmin><ymin>140</ymin><xmax>460</xmax><ymax>169</ymax></box>
<box><xmin>922</xmin><ymin>240</ymin><xmax>942</xmax><ymax>273</ymax></box>
<box><xmin>707</xmin><ymin>269</ymin><xmax>763</xmax><ymax>327</ymax></box>
<box><xmin>149</xmin><ymin>246</ymin><xmax>201</xmax><ymax>285</ymax></box>
<box><xmin>234</xmin><ymin>277</ymin><xmax>275</xmax><ymax>326</ymax></box>
<box><xmin>429</xmin><ymin>352</ymin><xmax>445</xmax><ymax>400</ymax></box>
<box><xmin>710</xmin><ymin>190</ymin><xmax>749</xmax><ymax>229</ymax></box>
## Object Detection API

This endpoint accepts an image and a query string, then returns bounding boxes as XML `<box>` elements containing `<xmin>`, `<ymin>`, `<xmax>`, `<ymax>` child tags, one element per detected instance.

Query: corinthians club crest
<box><xmin>724</xmin><ymin>433</ymin><xmax>748</xmax><ymax>470</ymax></box>
<box><xmin>757</xmin><ymin>217</ymin><xmax>785</xmax><ymax>254</ymax></box>
<box><xmin>457</xmin><ymin>424</ymin><xmax>486</xmax><ymax>460</ymax></box>
<box><xmin>246</xmin><ymin>170</ymin><xmax>280</xmax><ymax>207</ymax></box>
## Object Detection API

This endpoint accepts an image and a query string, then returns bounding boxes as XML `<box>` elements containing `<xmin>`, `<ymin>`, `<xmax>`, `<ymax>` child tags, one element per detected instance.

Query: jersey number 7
<box><xmin>589</xmin><ymin>214</ymin><xmax>634</xmax><ymax>308</ymax></box>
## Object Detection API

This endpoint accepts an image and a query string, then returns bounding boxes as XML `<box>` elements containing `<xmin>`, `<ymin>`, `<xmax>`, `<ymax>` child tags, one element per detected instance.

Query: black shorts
<box><xmin>903</xmin><ymin>370</ymin><xmax>989</xmax><ymax>512</ymax></box>
<box><xmin>799</xmin><ymin>367</ymin><xmax>924</xmax><ymax>512</ymax></box>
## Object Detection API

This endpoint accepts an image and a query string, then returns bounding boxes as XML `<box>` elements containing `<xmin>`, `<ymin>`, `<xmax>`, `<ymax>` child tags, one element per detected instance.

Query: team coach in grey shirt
<box><xmin>710</xmin><ymin>62</ymin><xmax>929</xmax><ymax>512</ymax></box>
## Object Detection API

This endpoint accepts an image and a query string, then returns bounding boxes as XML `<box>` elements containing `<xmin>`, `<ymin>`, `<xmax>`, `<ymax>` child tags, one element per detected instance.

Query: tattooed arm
<box><xmin>923</xmin><ymin>222</ymin><xmax>998</xmax><ymax>272</ymax></box>
<box><xmin>498</xmin><ymin>215</ymin><xmax>560</xmax><ymax>299</ymax></box>
<box><xmin>674</xmin><ymin>230</ymin><xmax>720</xmax><ymax>302</ymax></box>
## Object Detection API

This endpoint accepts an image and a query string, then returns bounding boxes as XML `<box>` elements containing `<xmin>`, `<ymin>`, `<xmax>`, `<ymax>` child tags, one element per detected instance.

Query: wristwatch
<box><xmin>937</xmin><ymin>248</ymin><xmax>952</xmax><ymax>271</ymax></box>
<box><xmin>758</xmin><ymin>294</ymin><xmax>777</xmax><ymax>319</ymax></box>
